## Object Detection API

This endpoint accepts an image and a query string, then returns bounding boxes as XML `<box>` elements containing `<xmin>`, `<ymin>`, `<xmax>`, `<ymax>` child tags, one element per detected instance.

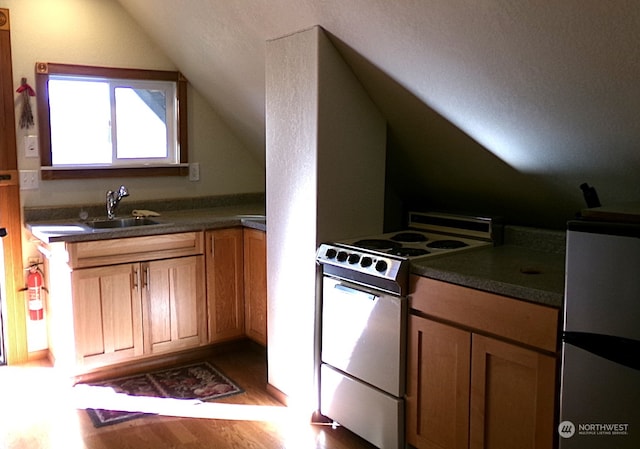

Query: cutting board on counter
<box><xmin>581</xmin><ymin>202</ymin><xmax>640</xmax><ymax>223</ymax></box>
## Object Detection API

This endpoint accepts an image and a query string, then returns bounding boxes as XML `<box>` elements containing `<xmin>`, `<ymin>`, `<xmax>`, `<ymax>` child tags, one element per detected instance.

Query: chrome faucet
<box><xmin>106</xmin><ymin>185</ymin><xmax>130</xmax><ymax>219</ymax></box>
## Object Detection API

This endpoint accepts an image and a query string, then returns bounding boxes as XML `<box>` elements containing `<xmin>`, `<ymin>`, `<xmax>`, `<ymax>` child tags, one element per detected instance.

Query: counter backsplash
<box><xmin>23</xmin><ymin>192</ymin><xmax>265</xmax><ymax>223</ymax></box>
<box><xmin>503</xmin><ymin>225</ymin><xmax>566</xmax><ymax>255</ymax></box>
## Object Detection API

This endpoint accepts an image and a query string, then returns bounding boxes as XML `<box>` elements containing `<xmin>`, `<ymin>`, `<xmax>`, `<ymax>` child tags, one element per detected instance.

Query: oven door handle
<box><xmin>333</xmin><ymin>283</ymin><xmax>378</xmax><ymax>301</ymax></box>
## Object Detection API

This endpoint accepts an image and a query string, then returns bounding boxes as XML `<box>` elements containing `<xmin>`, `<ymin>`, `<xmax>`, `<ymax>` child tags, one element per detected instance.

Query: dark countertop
<box><xmin>410</xmin><ymin>226</ymin><xmax>566</xmax><ymax>308</ymax></box>
<box><xmin>29</xmin><ymin>207</ymin><xmax>563</xmax><ymax>309</ymax></box>
<box><xmin>27</xmin><ymin>204</ymin><xmax>266</xmax><ymax>244</ymax></box>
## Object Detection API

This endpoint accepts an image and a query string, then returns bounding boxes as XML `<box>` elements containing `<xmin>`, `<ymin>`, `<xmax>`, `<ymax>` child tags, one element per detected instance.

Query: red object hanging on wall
<box><xmin>15</xmin><ymin>77</ymin><xmax>35</xmax><ymax>129</ymax></box>
<box><xmin>26</xmin><ymin>265</ymin><xmax>44</xmax><ymax>320</ymax></box>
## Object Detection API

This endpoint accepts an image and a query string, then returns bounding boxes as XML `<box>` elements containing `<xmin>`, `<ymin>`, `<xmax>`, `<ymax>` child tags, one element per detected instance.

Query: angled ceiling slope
<box><xmin>117</xmin><ymin>0</ymin><xmax>640</xmax><ymax>228</ymax></box>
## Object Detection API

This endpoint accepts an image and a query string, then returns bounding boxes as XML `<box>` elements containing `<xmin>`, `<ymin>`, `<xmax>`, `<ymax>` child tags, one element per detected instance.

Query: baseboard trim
<box><xmin>72</xmin><ymin>339</ymin><xmax>255</xmax><ymax>384</ymax></box>
<box><xmin>266</xmin><ymin>382</ymin><xmax>288</xmax><ymax>406</ymax></box>
<box><xmin>27</xmin><ymin>348</ymin><xmax>49</xmax><ymax>361</ymax></box>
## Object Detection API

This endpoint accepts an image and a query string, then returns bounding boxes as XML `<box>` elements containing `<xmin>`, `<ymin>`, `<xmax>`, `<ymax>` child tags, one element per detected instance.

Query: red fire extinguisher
<box><xmin>26</xmin><ymin>265</ymin><xmax>44</xmax><ymax>320</ymax></box>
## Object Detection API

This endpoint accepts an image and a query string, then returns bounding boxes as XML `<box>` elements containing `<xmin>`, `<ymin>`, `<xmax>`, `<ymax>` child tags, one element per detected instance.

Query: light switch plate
<box><xmin>24</xmin><ymin>135</ymin><xmax>38</xmax><ymax>158</ymax></box>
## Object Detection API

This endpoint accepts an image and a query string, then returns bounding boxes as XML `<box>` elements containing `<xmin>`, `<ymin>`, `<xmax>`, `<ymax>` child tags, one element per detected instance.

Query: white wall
<box><xmin>3</xmin><ymin>0</ymin><xmax>264</xmax><ymax>208</ymax></box>
<box><xmin>265</xmin><ymin>26</ymin><xmax>321</xmax><ymax>410</ymax></box>
<box><xmin>265</xmin><ymin>26</ymin><xmax>385</xmax><ymax>411</ymax></box>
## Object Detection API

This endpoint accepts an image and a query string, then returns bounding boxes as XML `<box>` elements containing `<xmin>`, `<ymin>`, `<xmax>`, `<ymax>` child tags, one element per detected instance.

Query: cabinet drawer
<box><xmin>68</xmin><ymin>232</ymin><xmax>204</xmax><ymax>268</ymax></box>
<box><xmin>410</xmin><ymin>275</ymin><xmax>559</xmax><ymax>353</ymax></box>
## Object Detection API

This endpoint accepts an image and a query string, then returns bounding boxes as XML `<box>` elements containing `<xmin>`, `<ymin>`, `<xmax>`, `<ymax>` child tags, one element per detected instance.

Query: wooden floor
<box><xmin>0</xmin><ymin>343</ymin><xmax>377</xmax><ymax>449</ymax></box>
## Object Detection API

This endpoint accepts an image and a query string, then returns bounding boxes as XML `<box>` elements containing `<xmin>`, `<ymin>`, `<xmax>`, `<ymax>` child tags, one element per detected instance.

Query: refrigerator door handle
<box><xmin>563</xmin><ymin>331</ymin><xmax>640</xmax><ymax>371</ymax></box>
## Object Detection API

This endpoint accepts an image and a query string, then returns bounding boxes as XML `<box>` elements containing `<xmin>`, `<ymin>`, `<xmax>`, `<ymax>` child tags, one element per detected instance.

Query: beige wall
<box><xmin>3</xmin><ymin>0</ymin><xmax>264</xmax><ymax>209</ymax></box>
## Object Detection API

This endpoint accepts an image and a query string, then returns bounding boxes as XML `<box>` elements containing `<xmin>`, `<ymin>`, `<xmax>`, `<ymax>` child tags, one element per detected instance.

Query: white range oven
<box><xmin>315</xmin><ymin>211</ymin><xmax>498</xmax><ymax>449</ymax></box>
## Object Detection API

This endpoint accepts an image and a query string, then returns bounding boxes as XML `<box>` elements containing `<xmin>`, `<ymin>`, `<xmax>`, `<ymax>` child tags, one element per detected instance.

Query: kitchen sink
<box><xmin>84</xmin><ymin>217</ymin><xmax>162</xmax><ymax>229</ymax></box>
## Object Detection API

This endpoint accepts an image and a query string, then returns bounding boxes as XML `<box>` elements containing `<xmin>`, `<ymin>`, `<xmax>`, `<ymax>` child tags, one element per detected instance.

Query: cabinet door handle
<box><xmin>132</xmin><ymin>267</ymin><xmax>140</xmax><ymax>291</ymax></box>
<box><xmin>143</xmin><ymin>266</ymin><xmax>150</xmax><ymax>290</ymax></box>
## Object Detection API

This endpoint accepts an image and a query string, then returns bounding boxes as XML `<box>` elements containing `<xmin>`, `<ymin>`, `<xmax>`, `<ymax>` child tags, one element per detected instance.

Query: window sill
<box><xmin>41</xmin><ymin>165</ymin><xmax>189</xmax><ymax>180</ymax></box>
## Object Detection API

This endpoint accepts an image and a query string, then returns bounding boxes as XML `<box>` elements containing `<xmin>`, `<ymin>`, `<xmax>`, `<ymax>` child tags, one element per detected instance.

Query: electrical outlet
<box><xmin>19</xmin><ymin>170</ymin><xmax>39</xmax><ymax>190</ymax></box>
<box><xmin>189</xmin><ymin>162</ymin><xmax>200</xmax><ymax>181</ymax></box>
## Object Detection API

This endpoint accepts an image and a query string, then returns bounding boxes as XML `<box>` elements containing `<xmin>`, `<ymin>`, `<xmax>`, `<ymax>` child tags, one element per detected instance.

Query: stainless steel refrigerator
<box><xmin>559</xmin><ymin>219</ymin><xmax>640</xmax><ymax>448</ymax></box>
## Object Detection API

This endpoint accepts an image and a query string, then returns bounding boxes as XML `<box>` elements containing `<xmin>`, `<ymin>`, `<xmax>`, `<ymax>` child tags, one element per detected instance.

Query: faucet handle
<box><xmin>118</xmin><ymin>185</ymin><xmax>130</xmax><ymax>198</ymax></box>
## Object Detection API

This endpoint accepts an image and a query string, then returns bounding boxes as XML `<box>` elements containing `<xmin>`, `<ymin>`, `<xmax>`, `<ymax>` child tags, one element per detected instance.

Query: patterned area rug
<box><xmin>82</xmin><ymin>361</ymin><xmax>243</xmax><ymax>427</ymax></box>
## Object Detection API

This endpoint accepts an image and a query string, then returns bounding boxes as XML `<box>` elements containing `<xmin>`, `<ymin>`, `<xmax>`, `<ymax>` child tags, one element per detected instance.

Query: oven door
<box><xmin>321</xmin><ymin>276</ymin><xmax>407</xmax><ymax>397</ymax></box>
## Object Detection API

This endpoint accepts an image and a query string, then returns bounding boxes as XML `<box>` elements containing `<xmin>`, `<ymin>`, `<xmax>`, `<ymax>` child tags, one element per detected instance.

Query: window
<box><xmin>35</xmin><ymin>63</ymin><xmax>188</xmax><ymax>179</ymax></box>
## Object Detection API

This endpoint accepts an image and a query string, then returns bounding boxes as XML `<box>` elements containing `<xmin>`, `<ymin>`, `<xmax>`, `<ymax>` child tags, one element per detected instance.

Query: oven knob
<box><xmin>337</xmin><ymin>251</ymin><xmax>348</xmax><ymax>262</ymax></box>
<box><xmin>375</xmin><ymin>260</ymin><xmax>388</xmax><ymax>272</ymax></box>
<box><xmin>348</xmin><ymin>254</ymin><xmax>360</xmax><ymax>264</ymax></box>
<box><xmin>361</xmin><ymin>256</ymin><xmax>373</xmax><ymax>268</ymax></box>
<box><xmin>325</xmin><ymin>248</ymin><xmax>337</xmax><ymax>259</ymax></box>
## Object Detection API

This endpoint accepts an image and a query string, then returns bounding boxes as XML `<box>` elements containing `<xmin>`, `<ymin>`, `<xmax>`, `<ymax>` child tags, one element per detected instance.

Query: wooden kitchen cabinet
<box><xmin>73</xmin><ymin>256</ymin><xmax>207</xmax><ymax>366</ymax></box>
<box><xmin>407</xmin><ymin>316</ymin><xmax>471</xmax><ymax>449</ymax></box>
<box><xmin>407</xmin><ymin>275</ymin><xmax>559</xmax><ymax>449</ymax></box>
<box><xmin>143</xmin><ymin>255</ymin><xmax>206</xmax><ymax>354</ymax></box>
<box><xmin>469</xmin><ymin>334</ymin><xmax>556</xmax><ymax>449</ymax></box>
<box><xmin>71</xmin><ymin>263</ymin><xmax>143</xmax><ymax>367</ymax></box>
<box><xmin>243</xmin><ymin>228</ymin><xmax>267</xmax><ymax>346</ymax></box>
<box><xmin>45</xmin><ymin>232</ymin><xmax>205</xmax><ymax>373</ymax></box>
<box><xmin>206</xmin><ymin>228</ymin><xmax>245</xmax><ymax>343</ymax></box>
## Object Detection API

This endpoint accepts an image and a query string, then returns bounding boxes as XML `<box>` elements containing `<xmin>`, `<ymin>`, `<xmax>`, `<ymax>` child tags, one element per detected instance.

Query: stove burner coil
<box><xmin>426</xmin><ymin>239</ymin><xmax>468</xmax><ymax>249</ymax></box>
<box><xmin>390</xmin><ymin>232</ymin><xmax>428</xmax><ymax>243</ymax></box>
<box><xmin>388</xmin><ymin>247</ymin><xmax>430</xmax><ymax>257</ymax></box>
<box><xmin>352</xmin><ymin>239</ymin><xmax>402</xmax><ymax>250</ymax></box>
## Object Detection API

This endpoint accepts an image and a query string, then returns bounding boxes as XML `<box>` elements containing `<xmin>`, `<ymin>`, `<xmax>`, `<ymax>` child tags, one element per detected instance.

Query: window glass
<box><xmin>48</xmin><ymin>76</ymin><xmax>177</xmax><ymax>166</ymax></box>
<box><xmin>115</xmin><ymin>86</ymin><xmax>169</xmax><ymax>160</ymax></box>
<box><xmin>49</xmin><ymin>78</ymin><xmax>111</xmax><ymax>165</ymax></box>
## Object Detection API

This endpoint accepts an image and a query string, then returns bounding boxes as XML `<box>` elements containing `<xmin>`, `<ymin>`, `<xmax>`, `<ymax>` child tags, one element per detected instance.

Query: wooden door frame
<box><xmin>0</xmin><ymin>8</ymin><xmax>28</xmax><ymax>365</ymax></box>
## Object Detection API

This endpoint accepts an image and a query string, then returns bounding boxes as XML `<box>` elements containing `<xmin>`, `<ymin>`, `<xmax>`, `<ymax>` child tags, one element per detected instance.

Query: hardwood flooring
<box><xmin>0</xmin><ymin>343</ymin><xmax>377</xmax><ymax>449</ymax></box>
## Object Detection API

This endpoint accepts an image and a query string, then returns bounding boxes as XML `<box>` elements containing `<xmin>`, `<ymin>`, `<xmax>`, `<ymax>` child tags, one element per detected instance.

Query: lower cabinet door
<box><xmin>206</xmin><ymin>228</ymin><xmax>245</xmax><ymax>343</ymax></box>
<box><xmin>143</xmin><ymin>255</ymin><xmax>206</xmax><ymax>354</ymax></box>
<box><xmin>406</xmin><ymin>315</ymin><xmax>471</xmax><ymax>449</ymax></box>
<box><xmin>469</xmin><ymin>334</ymin><xmax>556</xmax><ymax>449</ymax></box>
<box><xmin>72</xmin><ymin>263</ymin><xmax>143</xmax><ymax>367</ymax></box>
<box><xmin>243</xmin><ymin>228</ymin><xmax>267</xmax><ymax>346</ymax></box>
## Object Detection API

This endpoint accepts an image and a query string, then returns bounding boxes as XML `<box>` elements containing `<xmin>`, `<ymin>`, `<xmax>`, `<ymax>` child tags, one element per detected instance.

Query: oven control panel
<box><xmin>316</xmin><ymin>243</ymin><xmax>405</xmax><ymax>281</ymax></box>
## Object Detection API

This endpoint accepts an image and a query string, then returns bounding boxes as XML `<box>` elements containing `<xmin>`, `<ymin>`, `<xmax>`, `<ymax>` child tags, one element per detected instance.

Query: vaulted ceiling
<box><xmin>116</xmin><ymin>0</ymin><xmax>640</xmax><ymax>228</ymax></box>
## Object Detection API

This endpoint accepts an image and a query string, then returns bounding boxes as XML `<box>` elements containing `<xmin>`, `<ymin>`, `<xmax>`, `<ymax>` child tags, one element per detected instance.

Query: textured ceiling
<box><xmin>116</xmin><ymin>0</ymin><xmax>640</xmax><ymax>228</ymax></box>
